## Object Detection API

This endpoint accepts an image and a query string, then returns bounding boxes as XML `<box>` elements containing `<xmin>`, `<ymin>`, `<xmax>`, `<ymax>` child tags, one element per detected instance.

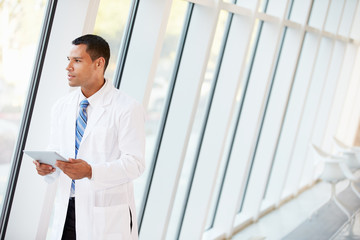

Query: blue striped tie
<box><xmin>71</xmin><ymin>99</ymin><xmax>89</xmax><ymax>196</ymax></box>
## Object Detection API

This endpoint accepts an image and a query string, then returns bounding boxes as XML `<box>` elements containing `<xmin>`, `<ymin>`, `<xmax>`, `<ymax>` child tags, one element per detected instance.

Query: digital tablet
<box><xmin>23</xmin><ymin>150</ymin><xmax>68</xmax><ymax>168</ymax></box>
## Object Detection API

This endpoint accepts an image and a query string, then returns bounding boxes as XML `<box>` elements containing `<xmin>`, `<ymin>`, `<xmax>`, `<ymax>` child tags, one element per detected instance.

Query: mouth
<box><xmin>67</xmin><ymin>74</ymin><xmax>75</xmax><ymax>80</ymax></box>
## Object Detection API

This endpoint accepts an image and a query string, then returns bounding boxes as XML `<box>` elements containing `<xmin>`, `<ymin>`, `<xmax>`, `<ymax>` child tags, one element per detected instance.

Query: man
<box><xmin>33</xmin><ymin>34</ymin><xmax>145</xmax><ymax>240</ymax></box>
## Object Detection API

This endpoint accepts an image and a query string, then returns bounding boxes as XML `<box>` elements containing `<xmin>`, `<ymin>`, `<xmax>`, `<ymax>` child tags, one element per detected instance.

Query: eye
<box><xmin>75</xmin><ymin>59</ymin><xmax>81</xmax><ymax>63</ymax></box>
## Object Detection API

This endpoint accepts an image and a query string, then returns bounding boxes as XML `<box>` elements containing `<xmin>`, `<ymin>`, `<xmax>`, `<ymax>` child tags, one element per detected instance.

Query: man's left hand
<box><xmin>56</xmin><ymin>158</ymin><xmax>92</xmax><ymax>179</ymax></box>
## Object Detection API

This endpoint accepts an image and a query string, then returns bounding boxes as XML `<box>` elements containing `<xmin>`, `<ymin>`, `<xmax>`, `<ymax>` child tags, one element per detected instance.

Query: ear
<box><xmin>96</xmin><ymin>57</ymin><xmax>105</xmax><ymax>68</ymax></box>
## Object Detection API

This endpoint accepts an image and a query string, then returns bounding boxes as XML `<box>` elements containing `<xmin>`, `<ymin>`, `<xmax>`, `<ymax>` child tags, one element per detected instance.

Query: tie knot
<box><xmin>80</xmin><ymin>99</ymin><xmax>89</xmax><ymax>109</ymax></box>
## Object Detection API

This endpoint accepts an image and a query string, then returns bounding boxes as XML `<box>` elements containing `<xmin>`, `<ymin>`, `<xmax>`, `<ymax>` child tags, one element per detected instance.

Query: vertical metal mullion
<box><xmin>138</xmin><ymin>3</ymin><xmax>195</xmax><ymax>231</ymax></box>
<box><xmin>237</xmin><ymin>24</ymin><xmax>270</xmax><ymax>214</ymax></box>
<box><xmin>203</xmin><ymin>0</ymin><xmax>259</xmax><ymax>229</ymax></box>
<box><xmin>176</xmin><ymin>10</ymin><xmax>234</xmax><ymax>235</ymax></box>
<box><xmin>255</xmin><ymin>26</ymin><xmax>288</xmax><ymax>200</ymax></box>
<box><xmin>286</xmin><ymin>0</ymin><xmax>296</xmax><ymax>20</ymax></box>
<box><xmin>0</xmin><ymin>0</ymin><xmax>58</xmax><ymax>239</ymax></box>
<box><xmin>264</xmin><ymin>0</ymin><xmax>316</xmax><ymax>204</ymax></box>
<box><xmin>235</xmin><ymin>0</ymin><xmax>273</xmax><ymax>212</ymax></box>
<box><xmin>209</xmin><ymin>17</ymin><xmax>262</xmax><ymax>216</ymax></box>
<box><xmin>261</xmin><ymin>0</ymin><xmax>298</xmax><ymax>197</ymax></box>
<box><xmin>114</xmin><ymin>0</ymin><xmax>140</xmax><ymax>89</ymax></box>
<box><xmin>215</xmin><ymin>0</ymin><xmax>271</xmax><ymax>215</ymax></box>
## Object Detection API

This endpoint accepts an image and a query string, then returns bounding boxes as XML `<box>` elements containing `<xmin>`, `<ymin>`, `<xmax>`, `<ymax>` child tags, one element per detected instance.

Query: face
<box><xmin>66</xmin><ymin>44</ymin><xmax>98</xmax><ymax>88</ymax></box>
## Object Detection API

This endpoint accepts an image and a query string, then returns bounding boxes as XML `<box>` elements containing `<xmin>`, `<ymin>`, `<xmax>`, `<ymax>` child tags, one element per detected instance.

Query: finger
<box><xmin>33</xmin><ymin>160</ymin><xmax>42</xmax><ymax>168</ymax></box>
<box><xmin>38</xmin><ymin>163</ymin><xmax>54</xmax><ymax>171</ymax></box>
<box><xmin>69</xmin><ymin>158</ymin><xmax>81</xmax><ymax>164</ymax></box>
<box><xmin>33</xmin><ymin>161</ymin><xmax>40</xmax><ymax>169</ymax></box>
<box><xmin>56</xmin><ymin>162</ymin><xmax>75</xmax><ymax>176</ymax></box>
<box><xmin>62</xmin><ymin>164</ymin><xmax>83</xmax><ymax>178</ymax></box>
<box><xmin>56</xmin><ymin>160</ymin><xmax>68</xmax><ymax>169</ymax></box>
<box><xmin>63</xmin><ymin>167</ymin><xmax>78</xmax><ymax>176</ymax></box>
<box><xmin>37</xmin><ymin>167</ymin><xmax>55</xmax><ymax>176</ymax></box>
<box><xmin>34</xmin><ymin>161</ymin><xmax>55</xmax><ymax>176</ymax></box>
<box><xmin>37</xmin><ymin>171</ymin><xmax>54</xmax><ymax>176</ymax></box>
<box><xmin>62</xmin><ymin>169</ymin><xmax>78</xmax><ymax>179</ymax></box>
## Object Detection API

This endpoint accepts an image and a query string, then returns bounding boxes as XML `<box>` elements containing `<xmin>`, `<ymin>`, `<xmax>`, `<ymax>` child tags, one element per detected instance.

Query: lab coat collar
<box><xmin>78</xmin><ymin>79</ymin><xmax>114</xmax><ymax>147</ymax></box>
<box><xmin>78</xmin><ymin>79</ymin><xmax>113</xmax><ymax>107</ymax></box>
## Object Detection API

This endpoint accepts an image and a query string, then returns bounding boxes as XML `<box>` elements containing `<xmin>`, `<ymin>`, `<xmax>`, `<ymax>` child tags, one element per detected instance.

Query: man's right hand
<box><xmin>33</xmin><ymin>160</ymin><xmax>56</xmax><ymax>176</ymax></box>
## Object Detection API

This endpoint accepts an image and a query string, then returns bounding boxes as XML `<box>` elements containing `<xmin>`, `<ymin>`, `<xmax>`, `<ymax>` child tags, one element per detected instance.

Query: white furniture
<box><xmin>332</xmin><ymin>137</ymin><xmax>360</xmax><ymax>198</ymax></box>
<box><xmin>312</xmin><ymin>144</ymin><xmax>359</xmax><ymax>219</ymax></box>
<box><xmin>333</xmin><ymin>136</ymin><xmax>360</xmax><ymax>169</ymax></box>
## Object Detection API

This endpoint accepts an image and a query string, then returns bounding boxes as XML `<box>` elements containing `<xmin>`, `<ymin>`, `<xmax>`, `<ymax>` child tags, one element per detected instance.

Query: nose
<box><xmin>66</xmin><ymin>62</ymin><xmax>73</xmax><ymax>71</ymax></box>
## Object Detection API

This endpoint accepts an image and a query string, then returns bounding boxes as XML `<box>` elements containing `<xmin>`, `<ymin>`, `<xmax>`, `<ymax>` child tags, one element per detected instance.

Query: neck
<box><xmin>81</xmin><ymin>78</ymin><xmax>105</xmax><ymax>98</ymax></box>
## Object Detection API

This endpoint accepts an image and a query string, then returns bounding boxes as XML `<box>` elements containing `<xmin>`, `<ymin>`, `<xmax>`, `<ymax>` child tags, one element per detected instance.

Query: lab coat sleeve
<box><xmin>91</xmin><ymin>101</ymin><xmax>146</xmax><ymax>185</ymax></box>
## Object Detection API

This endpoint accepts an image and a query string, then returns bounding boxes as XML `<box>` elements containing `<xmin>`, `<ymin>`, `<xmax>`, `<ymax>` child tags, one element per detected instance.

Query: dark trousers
<box><xmin>62</xmin><ymin>197</ymin><xmax>76</xmax><ymax>240</ymax></box>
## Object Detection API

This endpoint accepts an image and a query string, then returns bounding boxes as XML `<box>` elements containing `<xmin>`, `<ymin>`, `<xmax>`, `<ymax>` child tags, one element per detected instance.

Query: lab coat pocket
<box><xmin>93</xmin><ymin>204</ymin><xmax>131</xmax><ymax>240</ymax></box>
<box><xmin>95</xmin><ymin>185</ymin><xmax>128</xmax><ymax>207</ymax></box>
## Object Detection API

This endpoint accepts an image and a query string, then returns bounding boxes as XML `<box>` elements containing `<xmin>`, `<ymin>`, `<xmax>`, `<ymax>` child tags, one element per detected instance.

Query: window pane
<box><xmin>205</xmin><ymin>93</ymin><xmax>238</xmax><ymax>230</ymax></box>
<box><xmin>138</xmin><ymin>0</ymin><xmax>188</xmax><ymax>213</ymax></box>
<box><xmin>236</xmin><ymin>0</ymin><xmax>258</xmax><ymax>11</ymax></box>
<box><xmin>165</xmin><ymin>10</ymin><xmax>228</xmax><ymax>239</ymax></box>
<box><xmin>93</xmin><ymin>0</ymin><xmax>133</xmax><ymax>81</ymax></box>
<box><xmin>308</xmin><ymin>0</ymin><xmax>330</xmax><ymax>29</ymax></box>
<box><xmin>203</xmin><ymin>13</ymin><xmax>259</xmax><ymax>231</ymax></box>
<box><xmin>206</xmin><ymin>18</ymin><xmax>262</xmax><ymax>224</ymax></box>
<box><xmin>0</xmin><ymin>0</ymin><xmax>47</xmax><ymax>208</ymax></box>
<box><xmin>260</xmin><ymin>28</ymin><xmax>304</xmax><ymax>209</ymax></box>
<box><xmin>287</xmin><ymin>0</ymin><xmax>312</xmax><ymax>24</ymax></box>
<box><xmin>324</xmin><ymin>0</ymin><xmax>344</xmax><ymax>34</ymax></box>
<box><xmin>266</xmin><ymin>0</ymin><xmax>288</xmax><ymax>17</ymax></box>
<box><xmin>235</xmin><ymin>21</ymin><xmax>282</xmax><ymax>216</ymax></box>
<box><xmin>277</xmin><ymin>32</ymin><xmax>319</xmax><ymax>199</ymax></box>
<box><xmin>297</xmin><ymin>37</ymin><xmax>333</xmax><ymax>188</ymax></box>
<box><xmin>338</xmin><ymin>0</ymin><xmax>357</xmax><ymax>37</ymax></box>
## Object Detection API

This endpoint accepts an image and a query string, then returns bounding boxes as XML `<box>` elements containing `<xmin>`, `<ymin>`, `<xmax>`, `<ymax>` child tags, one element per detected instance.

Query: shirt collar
<box><xmin>78</xmin><ymin>79</ymin><xmax>108</xmax><ymax>107</ymax></box>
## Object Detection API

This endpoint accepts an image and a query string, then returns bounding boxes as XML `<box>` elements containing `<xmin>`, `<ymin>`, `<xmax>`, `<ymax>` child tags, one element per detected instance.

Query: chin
<box><xmin>68</xmin><ymin>81</ymin><xmax>77</xmax><ymax>87</ymax></box>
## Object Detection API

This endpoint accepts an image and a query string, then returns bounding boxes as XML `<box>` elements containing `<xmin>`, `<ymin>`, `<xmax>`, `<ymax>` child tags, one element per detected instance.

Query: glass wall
<box><xmin>140</xmin><ymin>0</ymin><xmax>189</xmax><ymax>215</ymax></box>
<box><xmin>0</xmin><ymin>0</ymin><xmax>47</xmax><ymax>208</ymax></box>
<box><xmin>166</xmin><ymin>10</ymin><xmax>228</xmax><ymax>239</ymax></box>
<box><xmin>93</xmin><ymin>0</ymin><xmax>133</xmax><ymax>81</ymax></box>
<box><xmin>1</xmin><ymin>0</ymin><xmax>360</xmax><ymax>239</ymax></box>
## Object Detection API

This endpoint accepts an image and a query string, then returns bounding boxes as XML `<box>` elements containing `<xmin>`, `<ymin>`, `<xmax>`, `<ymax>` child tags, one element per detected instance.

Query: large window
<box><xmin>166</xmin><ymin>10</ymin><xmax>228</xmax><ymax>239</ymax></box>
<box><xmin>0</xmin><ymin>0</ymin><xmax>47</xmax><ymax>209</ymax></box>
<box><xmin>1</xmin><ymin>0</ymin><xmax>360</xmax><ymax>239</ymax></box>
<box><xmin>93</xmin><ymin>0</ymin><xmax>133</xmax><ymax>82</ymax></box>
<box><xmin>138</xmin><ymin>0</ymin><xmax>189</xmax><ymax>219</ymax></box>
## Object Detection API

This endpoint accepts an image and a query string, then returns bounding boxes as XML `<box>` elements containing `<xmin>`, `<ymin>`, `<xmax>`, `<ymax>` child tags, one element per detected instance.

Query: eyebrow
<box><xmin>67</xmin><ymin>56</ymin><xmax>83</xmax><ymax>60</ymax></box>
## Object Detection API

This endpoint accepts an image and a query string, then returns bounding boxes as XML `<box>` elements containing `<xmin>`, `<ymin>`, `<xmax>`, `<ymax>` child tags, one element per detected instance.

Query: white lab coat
<box><xmin>47</xmin><ymin>80</ymin><xmax>145</xmax><ymax>240</ymax></box>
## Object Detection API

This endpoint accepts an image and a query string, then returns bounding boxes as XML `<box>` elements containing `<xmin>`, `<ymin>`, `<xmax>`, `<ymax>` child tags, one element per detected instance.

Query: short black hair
<box><xmin>72</xmin><ymin>34</ymin><xmax>110</xmax><ymax>72</ymax></box>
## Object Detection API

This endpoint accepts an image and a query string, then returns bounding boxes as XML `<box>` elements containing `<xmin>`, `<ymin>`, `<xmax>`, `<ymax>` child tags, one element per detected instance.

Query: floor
<box><xmin>232</xmin><ymin>179</ymin><xmax>360</xmax><ymax>240</ymax></box>
<box><xmin>333</xmin><ymin>211</ymin><xmax>360</xmax><ymax>240</ymax></box>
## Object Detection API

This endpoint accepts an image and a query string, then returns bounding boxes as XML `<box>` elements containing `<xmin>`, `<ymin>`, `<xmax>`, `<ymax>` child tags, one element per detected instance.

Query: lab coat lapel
<box><xmin>82</xmin><ymin>106</ymin><xmax>105</xmax><ymax>142</ymax></box>
<box><xmin>81</xmin><ymin>81</ymin><xmax>113</xmax><ymax>142</ymax></box>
